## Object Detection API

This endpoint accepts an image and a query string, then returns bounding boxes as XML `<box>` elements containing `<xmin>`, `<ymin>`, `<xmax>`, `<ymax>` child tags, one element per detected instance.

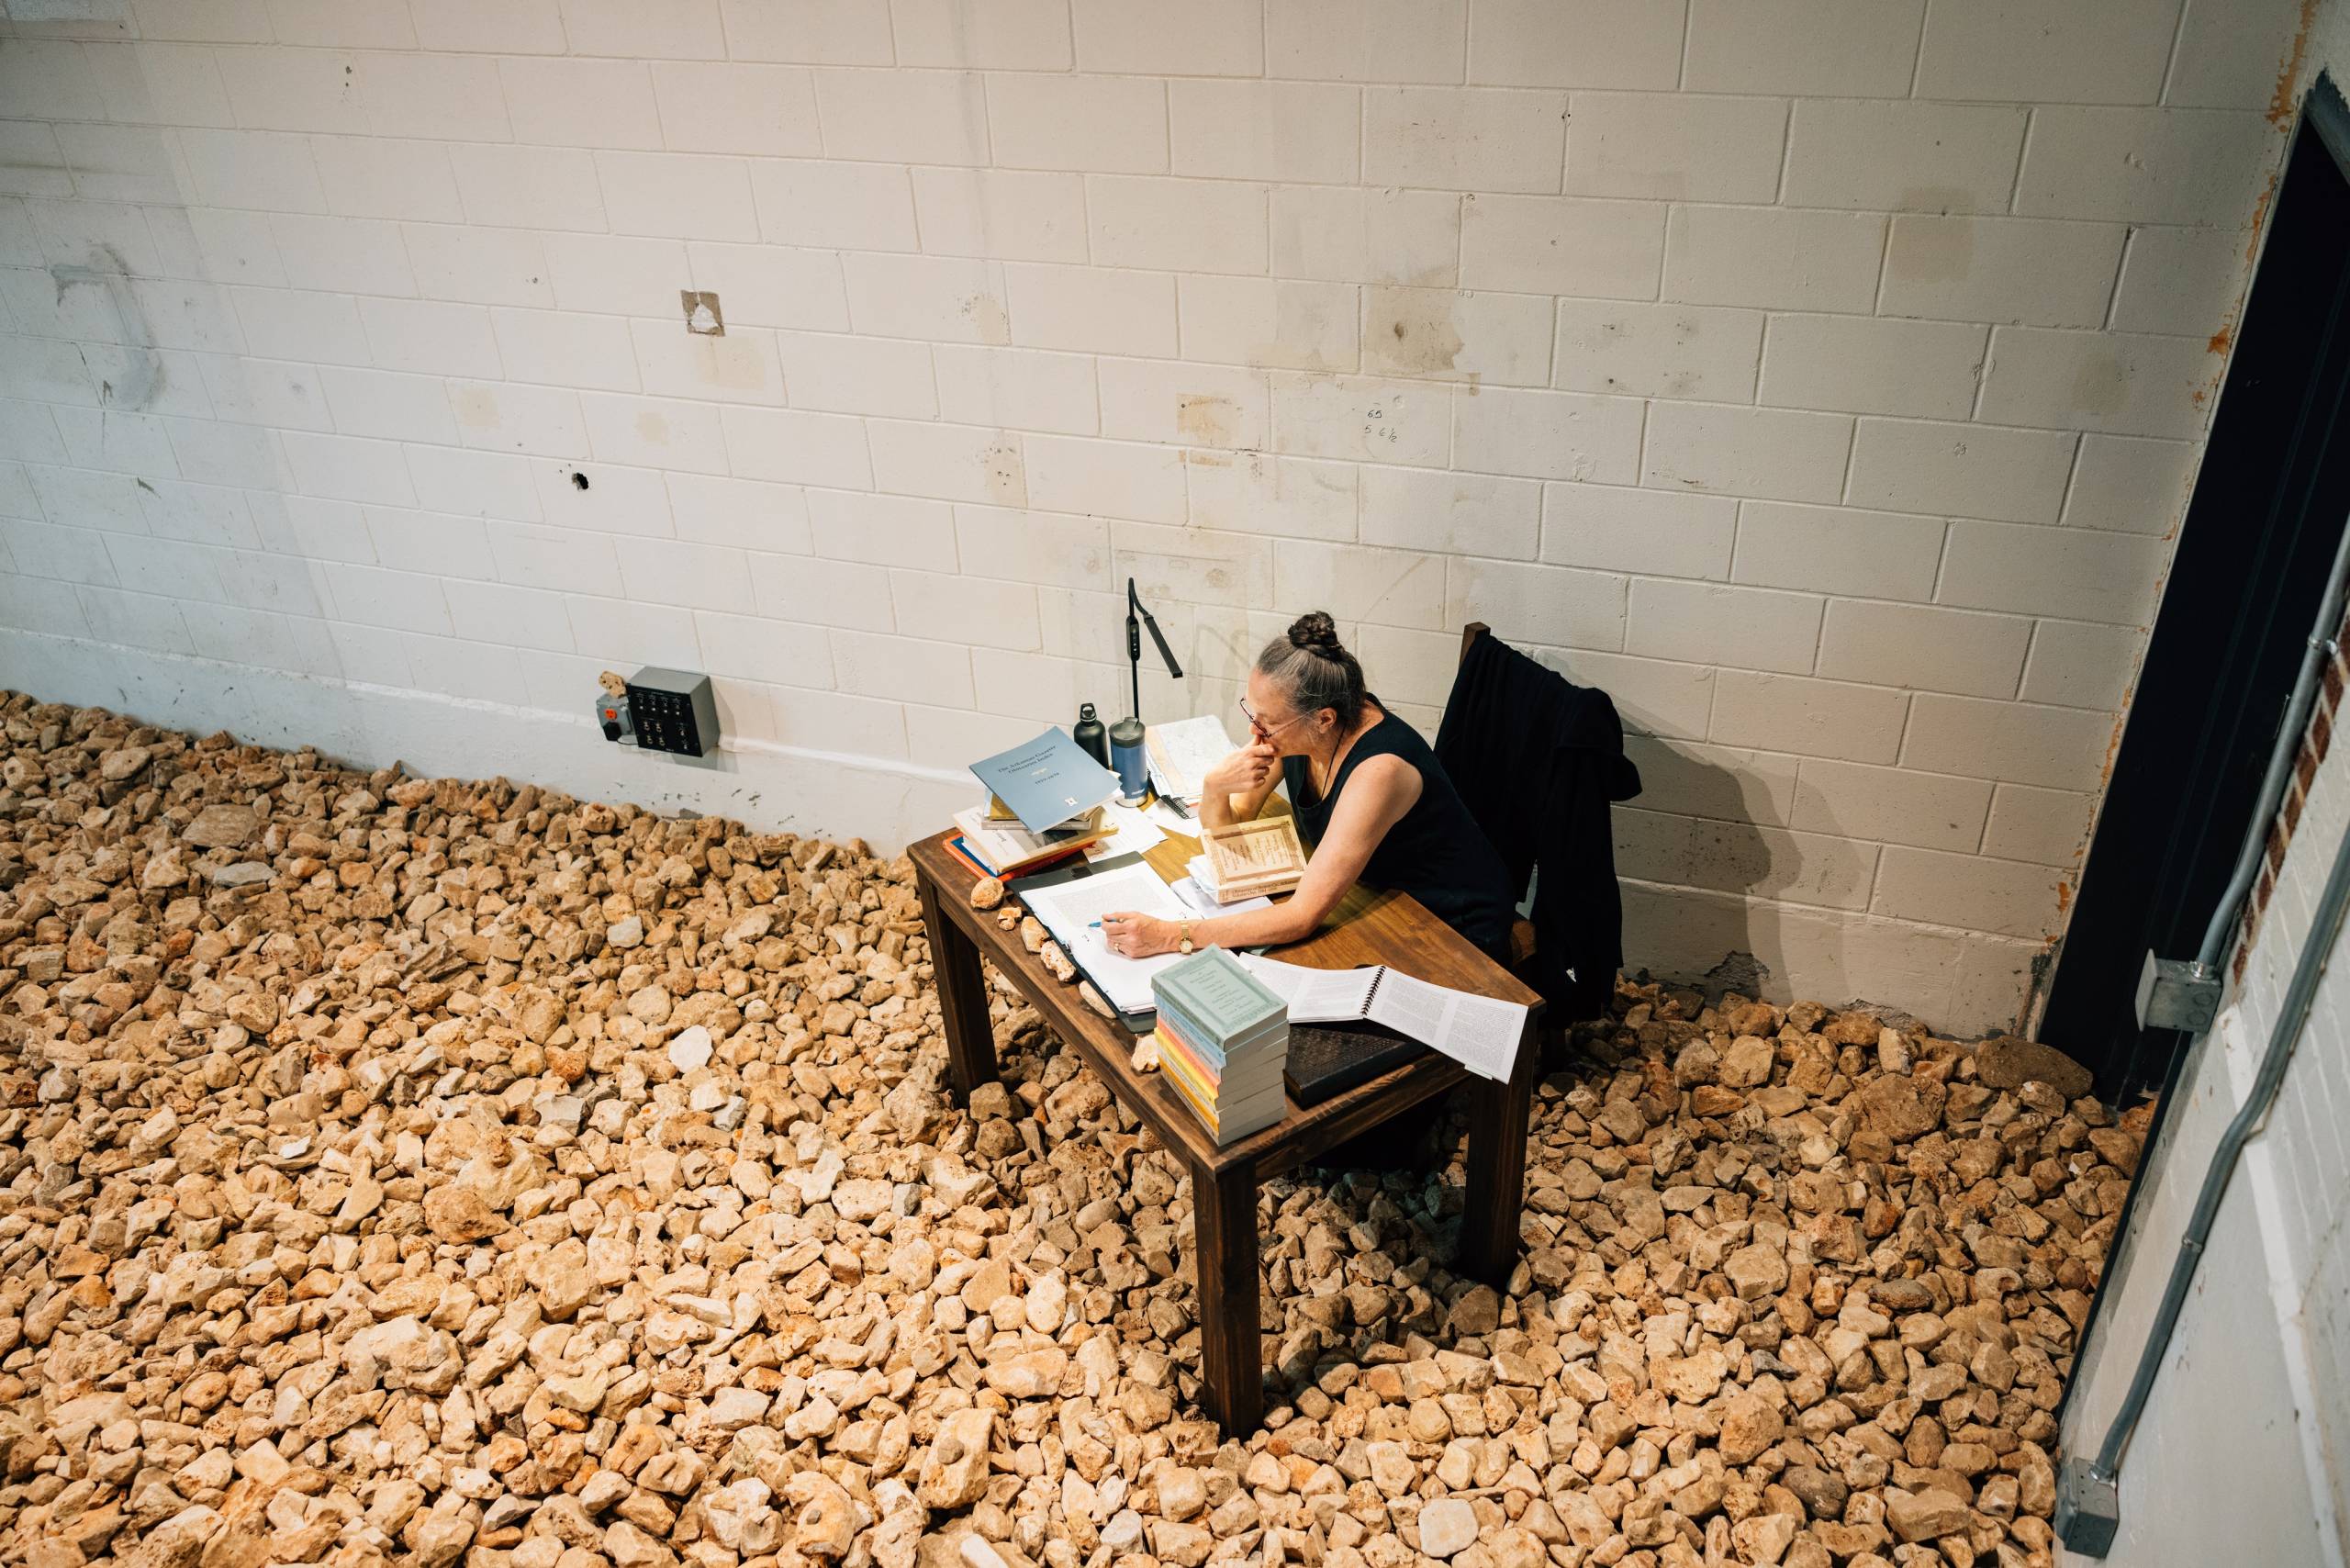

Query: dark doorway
<box><xmin>2039</xmin><ymin>77</ymin><xmax>2350</xmax><ymax>1104</ymax></box>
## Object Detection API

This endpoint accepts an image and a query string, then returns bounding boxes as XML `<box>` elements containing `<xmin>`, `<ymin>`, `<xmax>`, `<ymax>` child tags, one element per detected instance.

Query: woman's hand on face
<box><xmin>1098</xmin><ymin>912</ymin><xmax>1177</xmax><ymax>958</ymax></box>
<box><xmin>1203</xmin><ymin>741</ymin><xmax>1277</xmax><ymax>797</ymax></box>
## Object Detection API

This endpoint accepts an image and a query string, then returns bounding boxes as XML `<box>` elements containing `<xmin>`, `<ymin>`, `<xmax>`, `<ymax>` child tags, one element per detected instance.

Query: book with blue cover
<box><xmin>1153</xmin><ymin>946</ymin><xmax>1284</xmax><ymax>1042</ymax></box>
<box><xmin>1150</xmin><ymin>948</ymin><xmax>1290</xmax><ymax>1145</ymax></box>
<box><xmin>1154</xmin><ymin>987</ymin><xmax>1284</xmax><ymax>1070</ymax></box>
<box><xmin>970</xmin><ymin>726</ymin><xmax>1123</xmax><ymax>834</ymax></box>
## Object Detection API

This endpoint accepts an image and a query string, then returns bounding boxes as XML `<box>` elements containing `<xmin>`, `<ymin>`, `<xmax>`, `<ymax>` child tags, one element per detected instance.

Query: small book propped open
<box><xmin>1197</xmin><ymin>815</ymin><xmax>1307</xmax><ymax>901</ymax></box>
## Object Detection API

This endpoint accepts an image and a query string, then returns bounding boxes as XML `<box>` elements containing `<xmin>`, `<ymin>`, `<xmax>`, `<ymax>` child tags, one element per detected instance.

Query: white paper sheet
<box><xmin>1083</xmin><ymin>801</ymin><xmax>1167</xmax><ymax>862</ymax></box>
<box><xmin>1020</xmin><ymin>864</ymin><xmax>1195</xmax><ymax>1014</ymax></box>
<box><xmin>1237</xmin><ymin>955</ymin><xmax>1382</xmax><ymax>1023</ymax></box>
<box><xmin>1367</xmin><ymin>969</ymin><xmax>1527</xmax><ymax>1081</ymax></box>
<box><xmin>1145</xmin><ymin>714</ymin><xmax>1239</xmax><ymax>801</ymax></box>
<box><xmin>1170</xmin><ymin>876</ymin><xmax>1272</xmax><ymax>918</ymax></box>
<box><xmin>1145</xmin><ymin>797</ymin><xmax>1198</xmax><ymax>832</ymax></box>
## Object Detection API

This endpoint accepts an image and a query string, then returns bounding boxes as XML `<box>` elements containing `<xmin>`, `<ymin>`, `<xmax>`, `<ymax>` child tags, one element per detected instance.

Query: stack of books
<box><xmin>948</xmin><ymin>727</ymin><xmax>1124</xmax><ymax>879</ymax></box>
<box><xmin>948</xmin><ymin>803</ymin><xmax>1110</xmax><ymax>879</ymax></box>
<box><xmin>1150</xmin><ymin>948</ymin><xmax>1290</xmax><ymax>1144</ymax></box>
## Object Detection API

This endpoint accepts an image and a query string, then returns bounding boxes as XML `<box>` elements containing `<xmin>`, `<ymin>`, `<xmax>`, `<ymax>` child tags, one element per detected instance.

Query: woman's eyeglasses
<box><xmin>1238</xmin><ymin>697</ymin><xmax>1305</xmax><ymax>736</ymax></box>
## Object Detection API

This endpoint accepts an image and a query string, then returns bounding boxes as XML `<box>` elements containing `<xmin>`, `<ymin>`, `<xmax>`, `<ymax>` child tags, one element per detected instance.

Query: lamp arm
<box><xmin>1140</xmin><ymin>608</ymin><xmax>1183</xmax><ymax>680</ymax></box>
<box><xmin>1120</xmin><ymin>577</ymin><xmax>1182</xmax><ymax>722</ymax></box>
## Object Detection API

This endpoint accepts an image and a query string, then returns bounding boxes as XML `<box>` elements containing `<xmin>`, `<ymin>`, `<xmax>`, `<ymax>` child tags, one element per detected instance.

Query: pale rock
<box><xmin>667</xmin><ymin>1025</ymin><xmax>713</xmax><ymax>1071</ymax></box>
<box><xmin>124</xmin><ymin>1506</ymin><xmax>220</xmax><ymax>1568</ymax></box>
<box><xmin>1157</xmin><ymin>1466</ymin><xmax>1207</xmax><ymax>1521</ymax></box>
<box><xmin>1718</xmin><ymin>1394</ymin><xmax>1785</xmax><ymax>1464</ymax></box>
<box><xmin>408</xmin><ymin>1514</ymin><xmax>476</xmax><ymax>1568</ymax></box>
<box><xmin>789</xmin><ymin>1474</ymin><xmax>858</xmax><ymax>1560</ymax></box>
<box><xmin>961</xmin><ymin>1259</ymin><xmax>1013</xmax><ymax>1312</ymax></box>
<box><xmin>1725</xmin><ymin>1242</ymin><xmax>1788</xmax><ymax>1301</ymax></box>
<box><xmin>101</xmin><ymin>745</ymin><xmax>151</xmax><ymax>780</ymax></box>
<box><xmin>786</xmin><ymin>1391</ymin><xmax>840</xmax><ymax>1439</ymax></box>
<box><xmin>1024</xmin><ymin>1272</ymin><xmax>1067</xmax><ymax>1334</ymax></box>
<box><xmin>1366</xmin><ymin>1441</ymin><xmax>1416</xmax><ymax>1498</ymax></box>
<box><xmin>184</xmin><ymin>803</ymin><xmax>259</xmax><ymax>848</ymax></box>
<box><xmin>834</xmin><ymin>1177</ymin><xmax>894</xmax><ymax>1222</ymax></box>
<box><xmin>1885</xmin><ymin>1487</ymin><xmax>1973</xmax><ymax>1543</ymax></box>
<box><xmin>918</xmin><ymin>1407</ymin><xmax>996</xmax><ymax>1510</ymax></box>
<box><xmin>1876</xmin><ymin>1026</ymin><xmax>1911</xmax><ymax>1075</ymax></box>
<box><xmin>1417</xmin><ymin>1498</ymin><xmax>1478</xmax><ymax>1559</ymax></box>
<box><xmin>606</xmin><ymin>1519</ymin><xmax>674</xmax><ymax>1568</ymax></box>
<box><xmin>1731</xmin><ymin>1511</ymin><xmax>1797</xmax><ymax>1565</ymax></box>
<box><xmin>797</xmin><ymin>1148</ymin><xmax>845</xmax><ymax>1204</ymax></box>
<box><xmin>1719</xmin><ymin>1035</ymin><xmax>1775</xmax><ymax>1087</ymax></box>
<box><xmin>708</xmin><ymin>1386</ymin><xmax>770</xmax><ymax>1428</ymax></box>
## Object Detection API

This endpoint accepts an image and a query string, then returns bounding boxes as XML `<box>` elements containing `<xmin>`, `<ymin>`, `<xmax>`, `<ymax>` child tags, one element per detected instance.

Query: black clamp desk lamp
<box><xmin>1109</xmin><ymin>576</ymin><xmax>1181</xmax><ymax>802</ymax></box>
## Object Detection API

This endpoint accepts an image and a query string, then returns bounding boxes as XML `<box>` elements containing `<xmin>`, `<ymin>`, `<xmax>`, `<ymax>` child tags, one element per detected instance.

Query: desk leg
<box><xmin>915</xmin><ymin>868</ymin><xmax>997</xmax><ymax>1105</ymax></box>
<box><xmin>1192</xmin><ymin>1158</ymin><xmax>1263</xmax><ymax>1437</ymax></box>
<box><xmin>1461</xmin><ymin>1023</ymin><xmax>1538</xmax><ymax>1286</ymax></box>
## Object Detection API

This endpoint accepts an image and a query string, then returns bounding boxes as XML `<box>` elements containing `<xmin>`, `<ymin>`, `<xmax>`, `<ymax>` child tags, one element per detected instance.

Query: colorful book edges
<box><xmin>1150</xmin><ymin>1023</ymin><xmax>1285</xmax><ymax>1142</ymax></box>
<box><xmin>1148</xmin><ymin>948</ymin><xmax>1290</xmax><ymax>1145</ymax></box>
<box><xmin>950</xmin><ymin>805</ymin><xmax>1111</xmax><ymax>878</ymax></box>
<box><xmin>1156</xmin><ymin>1008</ymin><xmax>1286</xmax><ymax>1100</ymax></box>
<box><xmin>1155</xmin><ymin>996</ymin><xmax>1286</xmax><ymax>1088</ymax></box>
<box><xmin>947</xmin><ymin>833</ymin><xmax>1082</xmax><ymax>881</ymax></box>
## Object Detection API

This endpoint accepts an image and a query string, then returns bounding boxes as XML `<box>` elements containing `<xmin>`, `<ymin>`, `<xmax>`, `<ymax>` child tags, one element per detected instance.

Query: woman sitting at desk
<box><xmin>1100</xmin><ymin>611</ymin><xmax>1516</xmax><ymax>962</ymax></box>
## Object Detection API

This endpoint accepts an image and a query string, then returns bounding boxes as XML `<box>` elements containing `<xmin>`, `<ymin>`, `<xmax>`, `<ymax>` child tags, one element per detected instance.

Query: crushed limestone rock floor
<box><xmin>0</xmin><ymin>694</ymin><xmax>2146</xmax><ymax>1568</ymax></box>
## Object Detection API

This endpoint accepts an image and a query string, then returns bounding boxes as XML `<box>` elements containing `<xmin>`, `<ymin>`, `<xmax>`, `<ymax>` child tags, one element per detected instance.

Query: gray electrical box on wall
<box><xmin>622</xmin><ymin>667</ymin><xmax>720</xmax><ymax>756</ymax></box>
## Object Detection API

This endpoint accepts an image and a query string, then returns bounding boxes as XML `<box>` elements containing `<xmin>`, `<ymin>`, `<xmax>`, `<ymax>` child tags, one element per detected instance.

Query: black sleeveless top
<box><xmin>1281</xmin><ymin>700</ymin><xmax>1518</xmax><ymax>959</ymax></box>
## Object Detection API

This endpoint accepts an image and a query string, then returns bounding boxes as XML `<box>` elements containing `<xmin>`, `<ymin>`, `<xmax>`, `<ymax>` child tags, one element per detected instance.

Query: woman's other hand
<box><xmin>1098</xmin><ymin>912</ymin><xmax>1178</xmax><ymax>958</ymax></box>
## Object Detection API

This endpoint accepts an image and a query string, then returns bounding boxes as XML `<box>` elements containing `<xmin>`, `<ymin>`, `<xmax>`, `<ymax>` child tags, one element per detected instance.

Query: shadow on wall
<box><xmin>1615</xmin><ymin>739</ymin><xmax>1783</xmax><ymax>996</ymax></box>
<box><xmin>1607</xmin><ymin>738</ymin><xmax>2015</xmax><ymax>1028</ymax></box>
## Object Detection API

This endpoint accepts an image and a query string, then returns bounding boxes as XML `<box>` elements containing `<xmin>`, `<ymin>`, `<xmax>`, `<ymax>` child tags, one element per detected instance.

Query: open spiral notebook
<box><xmin>1236</xmin><ymin>955</ymin><xmax>1527</xmax><ymax>1082</ymax></box>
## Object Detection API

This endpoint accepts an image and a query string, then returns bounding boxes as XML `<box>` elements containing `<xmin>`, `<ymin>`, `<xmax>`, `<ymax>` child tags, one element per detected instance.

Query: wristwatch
<box><xmin>1178</xmin><ymin>920</ymin><xmax>1194</xmax><ymax>956</ymax></box>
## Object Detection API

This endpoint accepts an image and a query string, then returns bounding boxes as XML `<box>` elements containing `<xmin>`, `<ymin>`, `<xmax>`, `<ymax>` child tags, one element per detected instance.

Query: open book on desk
<box><xmin>1236</xmin><ymin>955</ymin><xmax>1527</xmax><ymax>1082</ymax></box>
<box><xmin>1019</xmin><ymin>862</ymin><xmax>1195</xmax><ymax>1016</ymax></box>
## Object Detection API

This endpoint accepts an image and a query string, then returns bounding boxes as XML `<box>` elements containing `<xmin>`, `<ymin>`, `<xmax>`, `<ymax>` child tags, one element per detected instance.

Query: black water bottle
<box><xmin>1072</xmin><ymin>702</ymin><xmax>1108</xmax><ymax>767</ymax></box>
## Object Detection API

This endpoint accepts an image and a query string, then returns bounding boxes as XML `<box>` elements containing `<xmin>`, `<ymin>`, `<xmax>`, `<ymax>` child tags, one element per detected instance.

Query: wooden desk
<box><xmin>907</xmin><ymin>818</ymin><xmax>1544</xmax><ymax>1435</ymax></box>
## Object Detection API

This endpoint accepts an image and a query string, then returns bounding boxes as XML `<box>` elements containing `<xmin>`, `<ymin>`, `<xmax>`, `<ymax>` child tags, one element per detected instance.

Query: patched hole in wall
<box><xmin>681</xmin><ymin>290</ymin><xmax>723</xmax><ymax>336</ymax></box>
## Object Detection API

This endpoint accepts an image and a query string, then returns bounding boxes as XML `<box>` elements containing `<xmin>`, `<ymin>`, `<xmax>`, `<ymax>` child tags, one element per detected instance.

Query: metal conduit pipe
<box><xmin>2198</xmin><ymin>515</ymin><xmax>2350</xmax><ymax>969</ymax></box>
<box><xmin>2059</xmin><ymin>505</ymin><xmax>2350</xmax><ymax>1553</ymax></box>
<box><xmin>2058</xmin><ymin>508</ymin><xmax>2350</xmax><ymax>1551</ymax></box>
<box><xmin>2136</xmin><ymin>514</ymin><xmax>2350</xmax><ymax>1041</ymax></box>
<box><xmin>2057</xmin><ymin>801</ymin><xmax>2350</xmax><ymax>1551</ymax></box>
<box><xmin>2057</xmin><ymin>83</ymin><xmax>2350</xmax><ymax>1557</ymax></box>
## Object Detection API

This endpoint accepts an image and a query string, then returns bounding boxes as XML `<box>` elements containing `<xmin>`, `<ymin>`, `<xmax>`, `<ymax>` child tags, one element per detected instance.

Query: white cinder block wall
<box><xmin>0</xmin><ymin>0</ymin><xmax>2311</xmax><ymax>1032</ymax></box>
